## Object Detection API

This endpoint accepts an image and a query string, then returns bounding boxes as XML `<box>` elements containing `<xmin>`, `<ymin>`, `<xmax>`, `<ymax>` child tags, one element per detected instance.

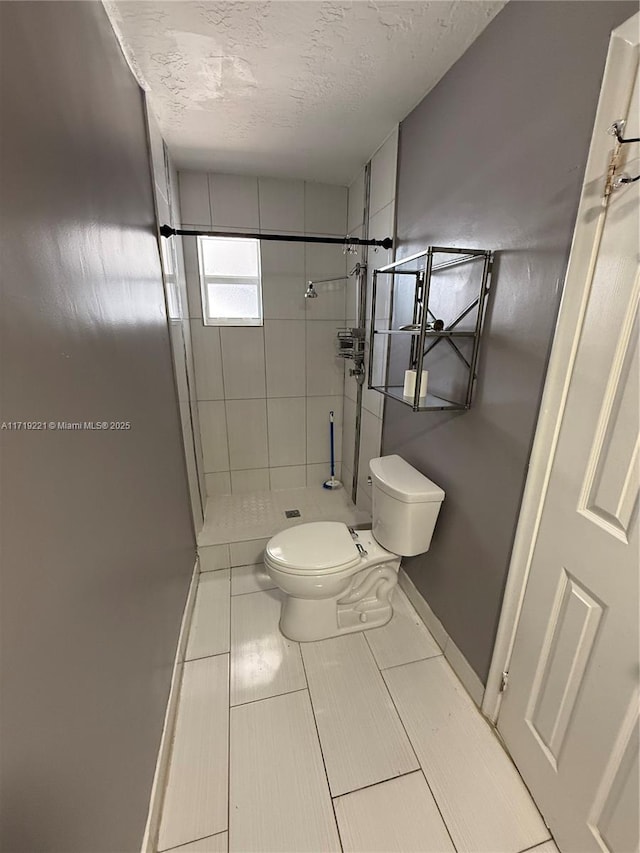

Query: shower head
<box><xmin>304</xmin><ymin>282</ymin><xmax>318</xmax><ymax>299</ymax></box>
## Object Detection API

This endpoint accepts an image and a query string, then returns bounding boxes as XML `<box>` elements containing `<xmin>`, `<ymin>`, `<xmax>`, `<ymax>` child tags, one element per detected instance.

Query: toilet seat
<box><xmin>265</xmin><ymin>521</ymin><xmax>361</xmax><ymax>575</ymax></box>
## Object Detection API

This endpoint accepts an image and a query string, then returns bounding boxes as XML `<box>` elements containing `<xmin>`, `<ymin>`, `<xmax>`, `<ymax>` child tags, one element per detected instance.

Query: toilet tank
<box><xmin>370</xmin><ymin>455</ymin><xmax>445</xmax><ymax>556</ymax></box>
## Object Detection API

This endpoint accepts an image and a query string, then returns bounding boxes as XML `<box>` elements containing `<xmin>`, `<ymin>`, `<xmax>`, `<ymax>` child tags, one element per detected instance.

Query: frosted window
<box><xmin>197</xmin><ymin>236</ymin><xmax>263</xmax><ymax>326</ymax></box>
<box><xmin>200</xmin><ymin>238</ymin><xmax>260</xmax><ymax>278</ymax></box>
<box><xmin>207</xmin><ymin>282</ymin><xmax>261</xmax><ymax>319</ymax></box>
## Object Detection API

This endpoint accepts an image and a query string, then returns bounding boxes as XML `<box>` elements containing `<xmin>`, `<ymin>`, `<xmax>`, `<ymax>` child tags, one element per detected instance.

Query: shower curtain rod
<box><xmin>159</xmin><ymin>224</ymin><xmax>393</xmax><ymax>250</ymax></box>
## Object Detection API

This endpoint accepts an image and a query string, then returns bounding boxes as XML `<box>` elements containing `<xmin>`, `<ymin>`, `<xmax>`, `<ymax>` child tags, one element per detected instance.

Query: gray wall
<box><xmin>0</xmin><ymin>3</ymin><xmax>195</xmax><ymax>851</ymax></box>
<box><xmin>385</xmin><ymin>1</ymin><xmax>635</xmax><ymax>683</ymax></box>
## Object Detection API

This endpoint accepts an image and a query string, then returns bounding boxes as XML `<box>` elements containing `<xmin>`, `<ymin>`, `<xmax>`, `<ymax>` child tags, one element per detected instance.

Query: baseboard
<box><xmin>141</xmin><ymin>558</ymin><xmax>200</xmax><ymax>853</ymax></box>
<box><xmin>398</xmin><ymin>568</ymin><xmax>485</xmax><ymax>709</ymax></box>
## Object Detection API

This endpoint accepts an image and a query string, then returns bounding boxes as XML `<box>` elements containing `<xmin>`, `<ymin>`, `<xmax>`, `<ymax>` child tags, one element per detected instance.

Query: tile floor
<box><xmin>157</xmin><ymin>490</ymin><xmax>557</xmax><ymax>853</ymax></box>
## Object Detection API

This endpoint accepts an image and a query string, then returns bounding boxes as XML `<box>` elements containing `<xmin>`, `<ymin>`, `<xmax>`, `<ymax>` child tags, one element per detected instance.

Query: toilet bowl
<box><xmin>265</xmin><ymin>455</ymin><xmax>445</xmax><ymax>642</ymax></box>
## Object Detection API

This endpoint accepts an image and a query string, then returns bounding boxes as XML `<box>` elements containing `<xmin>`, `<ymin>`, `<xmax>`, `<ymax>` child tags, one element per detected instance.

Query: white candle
<box><xmin>403</xmin><ymin>369</ymin><xmax>428</xmax><ymax>399</ymax></box>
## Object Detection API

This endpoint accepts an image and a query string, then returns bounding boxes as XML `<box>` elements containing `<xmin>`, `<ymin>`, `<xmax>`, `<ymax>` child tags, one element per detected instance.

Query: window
<box><xmin>197</xmin><ymin>236</ymin><xmax>263</xmax><ymax>326</ymax></box>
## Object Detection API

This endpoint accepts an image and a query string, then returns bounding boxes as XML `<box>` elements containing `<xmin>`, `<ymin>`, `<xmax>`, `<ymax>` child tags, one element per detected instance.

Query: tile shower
<box><xmin>179</xmin><ymin>172</ymin><xmax>348</xmax><ymax>497</ymax></box>
<box><xmin>177</xmin><ymin>128</ymin><xmax>398</xmax><ymax>516</ymax></box>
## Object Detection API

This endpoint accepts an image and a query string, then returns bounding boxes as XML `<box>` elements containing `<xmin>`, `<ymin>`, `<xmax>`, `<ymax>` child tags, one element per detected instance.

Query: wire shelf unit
<box><xmin>368</xmin><ymin>246</ymin><xmax>494</xmax><ymax>412</ymax></box>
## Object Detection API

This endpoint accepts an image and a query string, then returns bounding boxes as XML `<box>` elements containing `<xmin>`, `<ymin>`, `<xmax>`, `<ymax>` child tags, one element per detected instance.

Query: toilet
<box><xmin>264</xmin><ymin>454</ymin><xmax>445</xmax><ymax>642</ymax></box>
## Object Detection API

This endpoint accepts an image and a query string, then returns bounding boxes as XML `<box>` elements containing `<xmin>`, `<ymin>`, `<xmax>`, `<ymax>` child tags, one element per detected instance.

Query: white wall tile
<box><xmin>304</xmin><ymin>182</ymin><xmax>347</xmax><ymax>235</ymax></box>
<box><xmin>305</xmin><ymin>242</ymin><xmax>347</xmax><ymax>281</ymax></box>
<box><xmin>306</xmin><ymin>462</ymin><xmax>341</xmax><ymax>487</ymax></box>
<box><xmin>383</xmin><ymin>657</ymin><xmax>550</xmax><ymax>853</ymax></box>
<box><xmin>341</xmin><ymin>395</ymin><xmax>356</xmax><ymax>480</ymax></box>
<box><xmin>261</xmin><ymin>240</ymin><xmax>305</xmax><ymax>277</ymax></box>
<box><xmin>199</xmin><ymin>544</ymin><xmax>230</xmax><ymax>572</ymax></box>
<box><xmin>270</xmin><ymin>465</ymin><xmax>307</xmax><ymax>490</ymax></box>
<box><xmin>225</xmin><ymin>399</ymin><xmax>268</xmax><ymax>471</ymax></box>
<box><xmin>185</xmin><ymin>269</ymin><xmax>202</xmax><ymax>321</ymax></box>
<box><xmin>305</xmin><ymin>243</ymin><xmax>348</xmax><ymax>326</ymax></box>
<box><xmin>229</xmin><ymin>537</ymin><xmax>270</xmax><ymax>567</ymax></box>
<box><xmin>334</xmin><ymin>771</ymin><xmax>455</xmax><ymax>853</ymax></box>
<box><xmin>362</xmin><ymin>382</ymin><xmax>384</xmax><ymax>420</ymax></box>
<box><xmin>157</xmin><ymin>655</ymin><xmax>228</xmax><ymax>851</ymax></box>
<box><xmin>258</xmin><ymin>177</ymin><xmax>305</xmax><ymax>232</ymax></box>
<box><xmin>267</xmin><ymin>397</ymin><xmax>306</xmax><ymax>467</ymax></box>
<box><xmin>307</xmin><ymin>396</ymin><xmax>342</xmax><ymax>464</ymax></box>
<box><xmin>368</xmin><ymin>203</ymin><xmax>395</xmax><ymax>304</ymax></box>
<box><xmin>264</xmin><ymin>320</ymin><xmax>305</xmax><ymax>397</ymax></box>
<box><xmin>303</xmin><ymin>280</ymin><xmax>347</xmax><ymax>322</ymax></box>
<box><xmin>347</xmin><ymin>170</ymin><xmax>365</xmax><ymax>234</ymax></box>
<box><xmin>231</xmin><ymin>468</ymin><xmax>270</xmax><ymax>493</ymax></box>
<box><xmin>301</xmin><ymin>633</ymin><xmax>418</xmax><ymax>796</ymax></box>
<box><xmin>356</xmin><ymin>486</ymin><xmax>371</xmax><ymax>515</ymax></box>
<box><xmin>199</xmin><ymin>401</ymin><xmax>230</xmax><ymax>473</ymax></box>
<box><xmin>191</xmin><ymin>321</ymin><xmax>224</xmax><ymax>401</ymax></box>
<box><xmin>230</xmin><ymin>589</ymin><xmax>305</xmax><ymax>705</ymax></box>
<box><xmin>357</xmin><ymin>408</ymin><xmax>382</xmax><ymax>494</ymax></box>
<box><xmin>209</xmin><ymin>173</ymin><xmax>259</xmax><ymax>229</ymax></box>
<box><xmin>369</xmin><ymin>128</ymin><xmax>398</xmax><ymax>217</ymax></box>
<box><xmin>229</xmin><ymin>691</ymin><xmax>340</xmax><ymax>853</ymax></box>
<box><xmin>344</xmin><ymin>226</ymin><xmax>362</xmax><ymax>321</ymax></box>
<box><xmin>344</xmin><ymin>362</ymin><xmax>359</xmax><ymax>404</ymax></box>
<box><xmin>191</xmin><ymin>401</ymin><xmax>207</xmax><ymax>505</ymax></box>
<box><xmin>178</xmin><ymin>171</ymin><xmax>211</xmax><ymax>227</ymax></box>
<box><xmin>186</xmin><ymin>570</ymin><xmax>230</xmax><ymax>660</ymax></box>
<box><xmin>205</xmin><ymin>472</ymin><xmax>231</xmax><ymax>497</ymax></box>
<box><xmin>306</xmin><ymin>321</ymin><xmax>344</xmax><ymax>396</ymax></box>
<box><xmin>220</xmin><ymin>327</ymin><xmax>266</xmax><ymax>400</ymax></box>
<box><xmin>341</xmin><ymin>464</ymin><xmax>354</xmax><ymax>495</ymax></box>
<box><xmin>262</xmin><ymin>274</ymin><xmax>307</xmax><ymax>320</ymax></box>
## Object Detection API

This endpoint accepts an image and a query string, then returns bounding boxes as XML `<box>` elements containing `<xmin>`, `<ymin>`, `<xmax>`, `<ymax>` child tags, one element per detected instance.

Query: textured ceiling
<box><xmin>107</xmin><ymin>1</ymin><xmax>505</xmax><ymax>184</ymax></box>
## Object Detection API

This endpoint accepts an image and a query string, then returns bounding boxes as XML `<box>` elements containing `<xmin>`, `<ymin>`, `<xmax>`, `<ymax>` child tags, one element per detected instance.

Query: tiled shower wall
<box><xmin>178</xmin><ymin>172</ymin><xmax>349</xmax><ymax>496</ymax></box>
<box><xmin>147</xmin><ymin>111</ymin><xmax>206</xmax><ymax>529</ymax></box>
<box><xmin>342</xmin><ymin>128</ymin><xmax>399</xmax><ymax>513</ymax></box>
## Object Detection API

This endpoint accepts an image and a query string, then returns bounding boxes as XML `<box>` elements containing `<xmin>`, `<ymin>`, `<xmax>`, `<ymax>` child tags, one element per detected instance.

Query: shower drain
<box><xmin>284</xmin><ymin>509</ymin><xmax>301</xmax><ymax>518</ymax></box>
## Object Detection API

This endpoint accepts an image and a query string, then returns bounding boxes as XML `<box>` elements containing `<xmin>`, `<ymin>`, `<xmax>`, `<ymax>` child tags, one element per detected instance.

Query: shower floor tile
<box><xmin>198</xmin><ymin>485</ymin><xmax>370</xmax><ymax>546</ymax></box>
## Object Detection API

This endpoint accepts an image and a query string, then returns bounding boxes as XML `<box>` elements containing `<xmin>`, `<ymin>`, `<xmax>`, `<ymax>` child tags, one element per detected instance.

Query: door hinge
<box><xmin>500</xmin><ymin>671</ymin><xmax>509</xmax><ymax>693</ymax></box>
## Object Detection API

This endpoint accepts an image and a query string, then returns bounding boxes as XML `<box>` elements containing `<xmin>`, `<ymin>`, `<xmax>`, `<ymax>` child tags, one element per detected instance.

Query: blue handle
<box><xmin>329</xmin><ymin>411</ymin><xmax>335</xmax><ymax>478</ymax></box>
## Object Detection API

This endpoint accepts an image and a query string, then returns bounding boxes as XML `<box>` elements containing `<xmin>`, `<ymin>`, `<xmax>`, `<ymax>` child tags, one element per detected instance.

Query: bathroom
<box><xmin>1</xmin><ymin>2</ymin><xmax>638</xmax><ymax>853</ymax></box>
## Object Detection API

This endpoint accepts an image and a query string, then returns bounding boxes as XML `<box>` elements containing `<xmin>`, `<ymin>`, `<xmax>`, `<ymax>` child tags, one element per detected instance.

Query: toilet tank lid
<box><xmin>370</xmin><ymin>455</ymin><xmax>445</xmax><ymax>504</ymax></box>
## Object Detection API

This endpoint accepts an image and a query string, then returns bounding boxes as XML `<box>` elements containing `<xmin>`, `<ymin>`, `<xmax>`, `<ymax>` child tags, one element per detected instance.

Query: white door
<box><xmin>497</xmin><ymin>17</ymin><xmax>639</xmax><ymax>853</ymax></box>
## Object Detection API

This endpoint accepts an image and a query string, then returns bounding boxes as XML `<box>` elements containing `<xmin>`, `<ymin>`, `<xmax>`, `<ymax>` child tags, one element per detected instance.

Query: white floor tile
<box><xmin>528</xmin><ymin>842</ymin><xmax>560</xmax><ymax>853</ymax></box>
<box><xmin>334</xmin><ymin>771</ymin><xmax>455</xmax><ymax>853</ymax></box>
<box><xmin>230</xmin><ymin>589</ymin><xmax>305</xmax><ymax>705</ymax></box>
<box><xmin>301</xmin><ymin>633</ymin><xmax>418</xmax><ymax>796</ymax></box>
<box><xmin>383</xmin><ymin>657</ymin><xmax>550</xmax><ymax>853</ymax></box>
<box><xmin>229</xmin><ymin>538</ymin><xmax>270</xmax><ymax>567</ymax></box>
<box><xmin>365</xmin><ymin>587</ymin><xmax>442</xmax><ymax>670</ymax></box>
<box><xmin>165</xmin><ymin>831</ymin><xmax>227</xmax><ymax>852</ymax></box>
<box><xmin>199</xmin><ymin>544</ymin><xmax>230</xmax><ymax>573</ymax></box>
<box><xmin>229</xmin><ymin>690</ymin><xmax>340</xmax><ymax>853</ymax></box>
<box><xmin>186</xmin><ymin>571</ymin><xmax>230</xmax><ymax>661</ymax></box>
<box><xmin>158</xmin><ymin>656</ymin><xmax>229</xmax><ymax>852</ymax></box>
<box><xmin>231</xmin><ymin>563</ymin><xmax>276</xmax><ymax>596</ymax></box>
